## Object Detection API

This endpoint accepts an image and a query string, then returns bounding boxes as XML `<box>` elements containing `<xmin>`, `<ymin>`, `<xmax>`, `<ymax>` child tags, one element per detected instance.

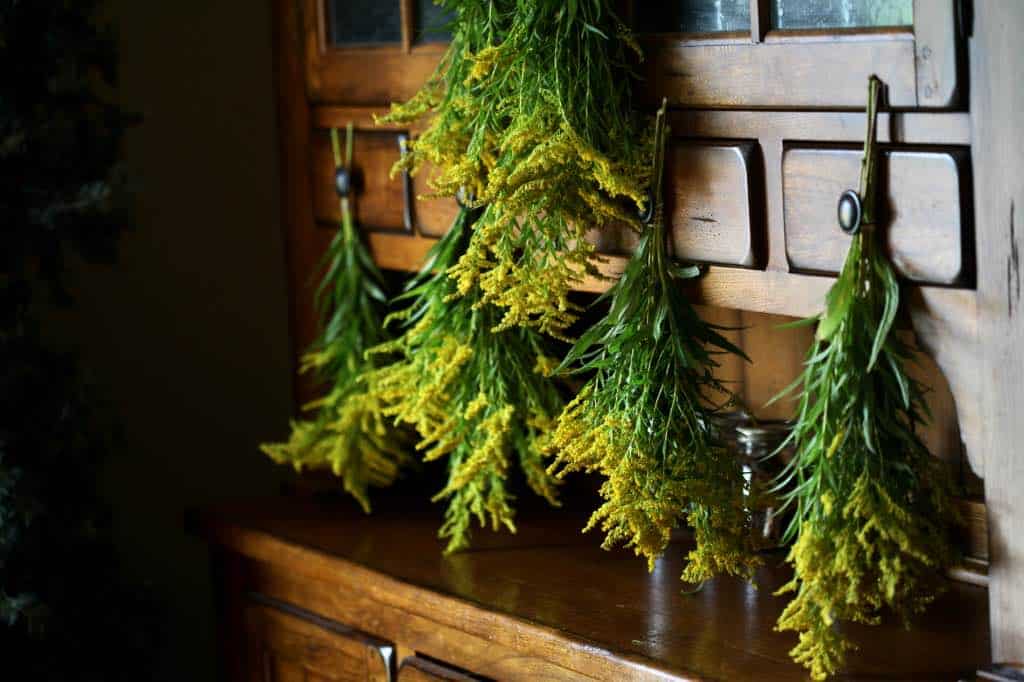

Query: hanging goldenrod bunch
<box><xmin>364</xmin><ymin>208</ymin><xmax>563</xmax><ymax>553</ymax></box>
<box><xmin>381</xmin><ymin>0</ymin><xmax>649</xmax><ymax>338</ymax></box>
<box><xmin>770</xmin><ymin>78</ymin><xmax>957</xmax><ymax>680</ymax></box>
<box><xmin>261</xmin><ymin>126</ymin><xmax>409</xmax><ymax>513</ymax></box>
<box><xmin>546</xmin><ymin>106</ymin><xmax>759</xmax><ymax>584</ymax></box>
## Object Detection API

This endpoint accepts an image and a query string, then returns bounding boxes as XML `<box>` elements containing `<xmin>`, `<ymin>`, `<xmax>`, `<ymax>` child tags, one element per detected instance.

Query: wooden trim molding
<box><xmin>968</xmin><ymin>0</ymin><xmax>1024</xmax><ymax>663</ymax></box>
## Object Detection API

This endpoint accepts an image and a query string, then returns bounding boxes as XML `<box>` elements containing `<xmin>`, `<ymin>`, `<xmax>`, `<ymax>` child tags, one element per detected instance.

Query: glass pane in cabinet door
<box><xmin>416</xmin><ymin>0</ymin><xmax>455</xmax><ymax>43</ymax></box>
<box><xmin>326</xmin><ymin>0</ymin><xmax>401</xmax><ymax>46</ymax></box>
<box><xmin>636</xmin><ymin>0</ymin><xmax>751</xmax><ymax>34</ymax></box>
<box><xmin>772</xmin><ymin>0</ymin><xmax>912</xmax><ymax>29</ymax></box>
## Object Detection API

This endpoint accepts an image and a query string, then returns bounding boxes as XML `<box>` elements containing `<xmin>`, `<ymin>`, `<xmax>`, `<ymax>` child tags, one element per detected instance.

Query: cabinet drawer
<box><xmin>590</xmin><ymin>140</ymin><xmax>763</xmax><ymax>268</ymax></box>
<box><xmin>310</xmin><ymin>123</ymin><xmax>459</xmax><ymax>237</ymax></box>
<box><xmin>783</xmin><ymin>145</ymin><xmax>973</xmax><ymax>286</ymax></box>
<box><xmin>245</xmin><ymin>600</ymin><xmax>393</xmax><ymax>681</ymax></box>
<box><xmin>397</xmin><ymin>656</ymin><xmax>481</xmax><ymax>682</ymax></box>
<box><xmin>311</xmin><ymin>128</ymin><xmax>409</xmax><ymax>233</ymax></box>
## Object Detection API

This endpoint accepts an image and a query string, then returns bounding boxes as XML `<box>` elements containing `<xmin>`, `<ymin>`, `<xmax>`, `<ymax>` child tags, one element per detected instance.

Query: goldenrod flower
<box><xmin>260</xmin><ymin>127</ymin><xmax>409</xmax><ymax>511</ymax></box>
<box><xmin>363</xmin><ymin>209</ymin><xmax>563</xmax><ymax>553</ymax></box>
<box><xmin>547</xmin><ymin>107</ymin><xmax>759</xmax><ymax>585</ymax></box>
<box><xmin>379</xmin><ymin>0</ymin><xmax>649</xmax><ymax>337</ymax></box>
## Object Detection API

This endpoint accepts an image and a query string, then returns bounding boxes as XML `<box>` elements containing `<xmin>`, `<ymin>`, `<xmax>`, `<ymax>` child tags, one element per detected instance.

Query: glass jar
<box><xmin>713</xmin><ymin>413</ymin><xmax>793</xmax><ymax>551</ymax></box>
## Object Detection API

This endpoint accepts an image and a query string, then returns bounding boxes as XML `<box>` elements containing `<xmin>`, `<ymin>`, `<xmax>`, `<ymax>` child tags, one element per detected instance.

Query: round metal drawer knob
<box><xmin>334</xmin><ymin>167</ymin><xmax>351</xmax><ymax>198</ymax></box>
<box><xmin>837</xmin><ymin>189</ymin><xmax>862</xmax><ymax>235</ymax></box>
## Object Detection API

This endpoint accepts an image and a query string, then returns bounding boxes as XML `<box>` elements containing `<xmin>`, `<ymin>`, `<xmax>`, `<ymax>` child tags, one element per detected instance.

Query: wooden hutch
<box><xmin>200</xmin><ymin>1</ymin><xmax>1024</xmax><ymax>679</ymax></box>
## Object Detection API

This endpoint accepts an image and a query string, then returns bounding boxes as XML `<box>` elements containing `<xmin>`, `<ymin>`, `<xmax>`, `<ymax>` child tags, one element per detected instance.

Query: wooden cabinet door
<box><xmin>300</xmin><ymin>0</ymin><xmax>448</xmax><ymax>104</ymax></box>
<box><xmin>300</xmin><ymin>0</ymin><xmax>965</xmax><ymax>110</ymax></box>
<box><xmin>245</xmin><ymin>601</ymin><xmax>393</xmax><ymax>682</ymax></box>
<box><xmin>634</xmin><ymin>0</ymin><xmax>965</xmax><ymax>109</ymax></box>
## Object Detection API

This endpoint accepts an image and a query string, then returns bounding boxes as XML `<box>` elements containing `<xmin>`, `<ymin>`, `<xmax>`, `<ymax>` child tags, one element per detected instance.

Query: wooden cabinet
<box><xmin>278</xmin><ymin>0</ymin><xmax>977</xmax><ymax>375</ymax></box>
<box><xmin>202</xmin><ymin>501</ymin><xmax>992</xmax><ymax>681</ymax></box>
<box><xmin>269</xmin><ymin>0</ymin><xmax>1024</xmax><ymax>672</ymax></box>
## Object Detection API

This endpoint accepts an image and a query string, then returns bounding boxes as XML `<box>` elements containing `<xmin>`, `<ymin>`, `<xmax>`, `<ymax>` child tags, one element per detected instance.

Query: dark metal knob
<box><xmin>837</xmin><ymin>189</ymin><xmax>862</xmax><ymax>235</ymax></box>
<box><xmin>334</xmin><ymin>167</ymin><xmax>351</xmax><ymax>198</ymax></box>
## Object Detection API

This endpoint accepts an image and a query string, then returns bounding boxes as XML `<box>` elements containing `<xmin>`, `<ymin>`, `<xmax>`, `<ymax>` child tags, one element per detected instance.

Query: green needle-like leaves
<box><xmin>261</xmin><ymin>126</ymin><xmax>409</xmax><ymax>513</ymax></box>
<box><xmin>363</xmin><ymin>208</ymin><xmax>563</xmax><ymax>553</ymax></box>
<box><xmin>771</xmin><ymin>78</ymin><xmax>957</xmax><ymax>680</ymax></box>
<box><xmin>546</xmin><ymin>106</ymin><xmax>760</xmax><ymax>583</ymax></box>
<box><xmin>381</xmin><ymin>0</ymin><xmax>649</xmax><ymax>338</ymax></box>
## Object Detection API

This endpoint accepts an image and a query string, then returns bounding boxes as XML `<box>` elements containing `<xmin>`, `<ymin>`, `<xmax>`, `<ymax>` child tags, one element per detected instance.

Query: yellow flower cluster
<box><xmin>359</xmin><ymin>208</ymin><xmax>564</xmax><ymax>553</ymax></box>
<box><xmin>378</xmin><ymin>0</ymin><xmax>649</xmax><ymax>338</ymax></box>
<box><xmin>443</xmin><ymin>119</ymin><xmax>649</xmax><ymax>338</ymax></box>
<box><xmin>775</xmin><ymin>473</ymin><xmax>955</xmax><ymax>680</ymax></box>
<box><xmin>261</xmin><ymin>382</ymin><xmax>407</xmax><ymax>513</ymax></box>
<box><xmin>363</xmin><ymin>317</ymin><xmax>562</xmax><ymax>552</ymax></box>
<box><xmin>548</xmin><ymin>386</ymin><xmax>759</xmax><ymax>583</ymax></box>
<box><xmin>546</xmin><ymin>105</ymin><xmax>758</xmax><ymax>586</ymax></box>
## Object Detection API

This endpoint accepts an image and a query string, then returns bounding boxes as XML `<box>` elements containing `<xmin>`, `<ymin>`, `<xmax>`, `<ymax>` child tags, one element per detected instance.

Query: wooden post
<box><xmin>969</xmin><ymin>0</ymin><xmax>1024</xmax><ymax>662</ymax></box>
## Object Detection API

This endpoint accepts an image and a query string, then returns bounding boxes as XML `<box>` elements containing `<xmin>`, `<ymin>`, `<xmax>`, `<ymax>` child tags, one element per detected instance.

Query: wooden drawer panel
<box><xmin>398</xmin><ymin>656</ymin><xmax>479</xmax><ymax>681</ymax></box>
<box><xmin>591</xmin><ymin>140</ymin><xmax>763</xmax><ymax>268</ymax></box>
<box><xmin>311</xmin><ymin>128</ymin><xmax>408</xmax><ymax>232</ymax></box>
<box><xmin>783</xmin><ymin>146</ymin><xmax>972</xmax><ymax>286</ymax></box>
<box><xmin>245</xmin><ymin>600</ymin><xmax>392</xmax><ymax>681</ymax></box>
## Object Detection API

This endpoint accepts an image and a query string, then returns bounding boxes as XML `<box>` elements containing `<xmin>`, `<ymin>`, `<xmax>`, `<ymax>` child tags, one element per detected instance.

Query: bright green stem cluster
<box><xmin>380</xmin><ymin>0</ymin><xmax>649</xmax><ymax>338</ymax></box>
<box><xmin>261</xmin><ymin>127</ymin><xmax>409</xmax><ymax>513</ymax></box>
<box><xmin>363</xmin><ymin>209</ymin><xmax>563</xmax><ymax>553</ymax></box>
<box><xmin>771</xmin><ymin>79</ymin><xmax>957</xmax><ymax>679</ymax></box>
<box><xmin>546</xmin><ymin>108</ymin><xmax>759</xmax><ymax>583</ymax></box>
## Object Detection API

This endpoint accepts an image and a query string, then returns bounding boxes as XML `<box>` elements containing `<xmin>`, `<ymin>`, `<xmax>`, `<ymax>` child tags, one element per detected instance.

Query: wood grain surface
<box><xmin>968</xmin><ymin>0</ymin><xmax>1024</xmax><ymax>664</ymax></box>
<box><xmin>200</xmin><ymin>499</ymin><xmax>991</xmax><ymax>681</ymax></box>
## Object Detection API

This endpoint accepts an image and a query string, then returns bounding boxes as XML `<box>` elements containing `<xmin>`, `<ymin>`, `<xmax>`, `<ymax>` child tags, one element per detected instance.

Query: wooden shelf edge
<box><xmin>199</xmin><ymin>516</ymin><xmax>689</xmax><ymax>682</ymax></box>
<box><xmin>366</xmin><ymin>232</ymin><xmax>977</xmax><ymax>321</ymax></box>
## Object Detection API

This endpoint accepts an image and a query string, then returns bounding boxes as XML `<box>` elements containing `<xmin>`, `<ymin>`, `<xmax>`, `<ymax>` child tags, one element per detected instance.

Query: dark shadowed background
<box><xmin>44</xmin><ymin>1</ymin><xmax>291</xmax><ymax>679</ymax></box>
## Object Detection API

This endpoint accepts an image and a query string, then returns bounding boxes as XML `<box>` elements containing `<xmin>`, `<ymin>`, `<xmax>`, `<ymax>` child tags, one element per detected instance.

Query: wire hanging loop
<box><xmin>837</xmin><ymin>76</ymin><xmax>883</xmax><ymax>236</ymax></box>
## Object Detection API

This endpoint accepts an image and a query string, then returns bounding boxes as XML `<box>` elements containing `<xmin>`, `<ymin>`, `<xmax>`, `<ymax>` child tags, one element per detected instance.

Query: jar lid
<box><xmin>735</xmin><ymin>421</ymin><xmax>792</xmax><ymax>448</ymax></box>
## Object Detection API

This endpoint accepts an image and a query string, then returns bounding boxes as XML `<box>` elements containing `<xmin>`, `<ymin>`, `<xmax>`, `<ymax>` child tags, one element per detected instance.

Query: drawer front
<box><xmin>591</xmin><ymin>140</ymin><xmax>764</xmax><ymax>268</ymax></box>
<box><xmin>245</xmin><ymin>600</ymin><xmax>392</xmax><ymax>682</ymax></box>
<box><xmin>783</xmin><ymin>145</ymin><xmax>973</xmax><ymax>286</ymax></box>
<box><xmin>397</xmin><ymin>656</ymin><xmax>480</xmax><ymax>682</ymax></box>
<box><xmin>310</xmin><ymin>124</ymin><xmax>764</xmax><ymax>270</ymax></box>
<box><xmin>311</xmin><ymin>124</ymin><xmax>460</xmax><ymax>237</ymax></box>
<box><xmin>311</xmin><ymin>128</ymin><xmax>409</xmax><ymax>233</ymax></box>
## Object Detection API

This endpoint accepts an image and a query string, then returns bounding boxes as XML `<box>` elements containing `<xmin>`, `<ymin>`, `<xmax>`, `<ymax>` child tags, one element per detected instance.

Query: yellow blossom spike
<box><xmin>770</xmin><ymin>78</ymin><xmax>957</xmax><ymax>679</ymax></box>
<box><xmin>361</xmin><ymin>208</ymin><xmax>563</xmax><ymax>553</ymax></box>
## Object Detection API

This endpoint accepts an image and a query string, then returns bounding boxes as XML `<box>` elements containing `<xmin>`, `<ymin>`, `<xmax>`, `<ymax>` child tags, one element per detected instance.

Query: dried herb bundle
<box><xmin>546</xmin><ymin>106</ymin><xmax>759</xmax><ymax>583</ymax></box>
<box><xmin>364</xmin><ymin>208</ymin><xmax>563</xmax><ymax>552</ymax></box>
<box><xmin>381</xmin><ymin>0</ymin><xmax>649</xmax><ymax>338</ymax></box>
<box><xmin>261</xmin><ymin>127</ymin><xmax>408</xmax><ymax>512</ymax></box>
<box><xmin>771</xmin><ymin>78</ymin><xmax>957</xmax><ymax>680</ymax></box>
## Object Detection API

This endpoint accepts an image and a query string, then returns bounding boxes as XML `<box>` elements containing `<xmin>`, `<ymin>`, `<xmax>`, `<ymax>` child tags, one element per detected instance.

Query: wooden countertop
<box><xmin>198</xmin><ymin>497</ymin><xmax>990</xmax><ymax>681</ymax></box>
